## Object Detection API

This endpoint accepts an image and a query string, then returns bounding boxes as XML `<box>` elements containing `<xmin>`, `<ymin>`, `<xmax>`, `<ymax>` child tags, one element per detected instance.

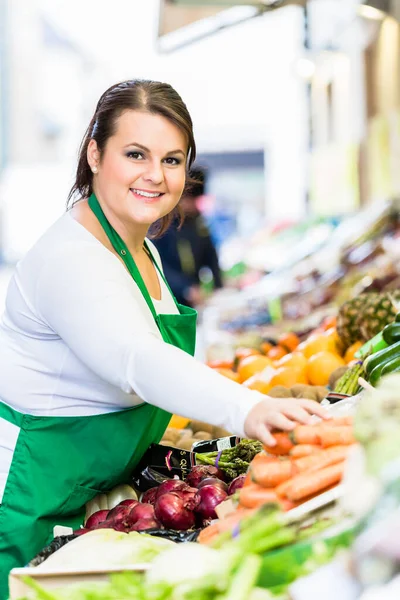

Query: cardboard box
<box><xmin>9</xmin><ymin>564</ymin><xmax>149</xmax><ymax>599</ymax></box>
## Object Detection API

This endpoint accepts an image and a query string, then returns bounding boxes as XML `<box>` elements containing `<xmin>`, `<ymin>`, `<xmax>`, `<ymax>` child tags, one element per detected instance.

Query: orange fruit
<box><xmin>237</xmin><ymin>355</ymin><xmax>273</xmax><ymax>383</ymax></box>
<box><xmin>323</xmin><ymin>328</ymin><xmax>345</xmax><ymax>356</ymax></box>
<box><xmin>207</xmin><ymin>359</ymin><xmax>234</xmax><ymax>370</ymax></box>
<box><xmin>267</xmin><ymin>346</ymin><xmax>287</xmax><ymax>361</ymax></box>
<box><xmin>215</xmin><ymin>368</ymin><xmax>241</xmax><ymax>383</ymax></box>
<box><xmin>275</xmin><ymin>351</ymin><xmax>308</xmax><ymax>373</ymax></box>
<box><xmin>242</xmin><ymin>374</ymin><xmax>274</xmax><ymax>394</ymax></box>
<box><xmin>260</xmin><ymin>341</ymin><xmax>274</xmax><ymax>354</ymax></box>
<box><xmin>269</xmin><ymin>366</ymin><xmax>308</xmax><ymax>389</ymax></box>
<box><xmin>306</xmin><ymin>351</ymin><xmax>346</xmax><ymax>386</ymax></box>
<box><xmin>344</xmin><ymin>341</ymin><xmax>363</xmax><ymax>364</ymax></box>
<box><xmin>235</xmin><ymin>347</ymin><xmax>261</xmax><ymax>362</ymax></box>
<box><xmin>277</xmin><ymin>332</ymin><xmax>300</xmax><ymax>353</ymax></box>
<box><xmin>297</xmin><ymin>334</ymin><xmax>333</xmax><ymax>359</ymax></box>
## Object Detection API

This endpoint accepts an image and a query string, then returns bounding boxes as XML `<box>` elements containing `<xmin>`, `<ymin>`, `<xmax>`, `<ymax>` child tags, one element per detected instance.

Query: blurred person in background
<box><xmin>0</xmin><ymin>79</ymin><xmax>328</xmax><ymax>597</ymax></box>
<box><xmin>153</xmin><ymin>166</ymin><xmax>223</xmax><ymax>307</ymax></box>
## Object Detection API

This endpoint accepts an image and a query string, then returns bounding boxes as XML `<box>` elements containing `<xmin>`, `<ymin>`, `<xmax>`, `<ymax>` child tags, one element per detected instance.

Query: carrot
<box><xmin>242</xmin><ymin>471</ymin><xmax>252</xmax><ymax>488</ymax></box>
<box><xmin>294</xmin><ymin>445</ymin><xmax>349</xmax><ymax>473</ymax></box>
<box><xmin>275</xmin><ymin>478</ymin><xmax>294</xmax><ymax>498</ymax></box>
<box><xmin>291</xmin><ymin>425</ymin><xmax>321</xmax><ymax>445</ymax></box>
<box><xmin>289</xmin><ymin>444</ymin><xmax>322</xmax><ymax>458</ymax></box>
<box><xmin>318</xmin><ymin>426</ymin><xmax>355</xmax><ymax>448</ymax></box>
<box><xmin>250</xmin><ymin>458</ymin><xmax>294</xmax><ymax>488</ymax></box>
<box><xmin>198</xmin><ymin>508</ymin><xmax>256</xmax><ymax>544</ymax></box>
<box><xmin>330</xmin><ymin>416</ymin><xmax>353</xmax><ymax>426</ymax></box>
<box><xmin>239</xmin><ymin>484</ymin><xmax>279</xmax><ymax>509</ymax></box>
<box><xmin>263</xmin><ymin>432</ymin><xmax>294</xmax><ymax>456</ymax></box>
<box><xmin>284</xmin><ymin>462</ymin><xmax>344</xmax><ymax>501</ymax></box>
<box><xmin>198</xmin><ymin>522</ymin><xmax>220</xmax><ymax>545</ymax></box>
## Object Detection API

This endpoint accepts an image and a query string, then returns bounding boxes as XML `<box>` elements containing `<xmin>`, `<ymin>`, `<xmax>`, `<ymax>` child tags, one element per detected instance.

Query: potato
<box><xmin>212</xmin><ymin>426</ymin><xmax>232</xmax><ymax>438</ymax></box>
<box><xmin>178</xmin><ymin>437</ymin><xmax>197</xmax><ymax>451</ymax></box>
<box><xmin>329</xmin><ymin>366</ymin><xmax>348</xmax><ymax>390</ymax></box>
<box><xmin>268</xmin><ymin>386</ymin><xmax>292</xmax><ymax>398</ymax></box>
<box><xmin>159</xmin><ymin>440</ymin><xmax>176</xmax><ymax>447</ymax></box>
<box><xmin>189</xmin><ymin>420</ymin><xmax>214</xmax><ymax>435</ymax></box>
<box><xmin>193</xmin><ymin>431</ymin><xmax>212</xmax><ymax>440</ymax></box>
<box><xmin>315</xmin><ymin>386</ymin><xmax>329</xmax><ymax>402</ymax></box>
<box><xmin>290</xmin><ymin>384</ymin><xmax>308</xmax><ymax>398</ymax></box>
<box><xmin>162</xmin><ymin>428</ymin><xmax>181</xmax><ymax>445</ymax></box>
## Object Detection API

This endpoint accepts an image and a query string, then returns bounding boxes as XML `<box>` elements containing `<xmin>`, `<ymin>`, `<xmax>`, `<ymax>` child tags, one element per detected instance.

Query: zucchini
<box><xmin>382</xmin><ymin>322</ymin><xmax>400</xmax><ymax>345</ymax></box>
<box><xmin>364</xmin><ymin>340</ymin><xmax>400</xmax><ymax>376</ymax></box>
<box><xmin>381</xmin><ymin>356</ymin><xmax>400</xmax><ymax>376</ymax></box>
<box><xmin>369</xmin><ymin>363</ymin><xmax>386</xmax><ymax>386</ymax></box>
<box><xmin>370</xmin><ymin>357</ymin><xmax>400</xmax><ymax>387</ymax></box>
<box><xmin>395</xmin><ymin>312</ymin><xmax>400</xmax><ymax>323</ymax></box>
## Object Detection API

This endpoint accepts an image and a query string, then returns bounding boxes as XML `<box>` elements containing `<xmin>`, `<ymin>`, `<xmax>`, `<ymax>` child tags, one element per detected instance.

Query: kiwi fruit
<box><xmin>268</xmin><ymin>386</ymin><xmax>292</xmax><ymax>398</ymax></box>
<box><xmin>291</xmin><ymin>384</ymin><xmax>308</xmax><ymax>398</ymax></box>
<box><xmin>315</xmin><ymin>386</ymin><xmax>329</xmax><ymax>402</ymax></box>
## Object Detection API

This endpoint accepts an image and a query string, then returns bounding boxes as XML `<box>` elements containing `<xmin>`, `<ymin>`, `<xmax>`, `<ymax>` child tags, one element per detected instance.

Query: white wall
<box><xmin>1</xmin><ymin>0</ymin><xmax>309</xmax><ymax>261</ymax></box>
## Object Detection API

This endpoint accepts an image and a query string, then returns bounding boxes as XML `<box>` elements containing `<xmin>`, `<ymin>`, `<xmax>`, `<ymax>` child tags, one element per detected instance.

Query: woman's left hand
<box><xmin>243</xmin><ymin>396</ymin><xmax>330</xmax><ymax>447</ymax></box>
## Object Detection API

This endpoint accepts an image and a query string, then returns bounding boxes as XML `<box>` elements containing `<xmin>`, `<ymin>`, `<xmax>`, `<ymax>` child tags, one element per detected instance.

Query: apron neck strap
<box><xmin>88</xmin><ymin>192</ymin><xmax>161</xmax><ymax>320</ymax></box>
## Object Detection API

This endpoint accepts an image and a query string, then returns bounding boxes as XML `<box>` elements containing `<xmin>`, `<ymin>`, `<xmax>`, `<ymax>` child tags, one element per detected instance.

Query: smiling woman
<box><xmin>0</xmin><ymin>79</ymin><xmax>328</xmax><ymax>598</ymax></box>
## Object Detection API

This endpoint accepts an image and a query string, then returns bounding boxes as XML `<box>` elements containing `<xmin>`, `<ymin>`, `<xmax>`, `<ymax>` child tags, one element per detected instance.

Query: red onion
<box><xmin>155</xmin><ymin>492</ymin><xmax>196</xmax><ymax>530</ymax></box>
<box><xmin>106</xmin><ymin>504</ymin><xmax>131</xmax><ymax>523</ymax></box>
<box><xmin>118</xmin><ymin>499</ymin><xmax>139</xmax><ymax>509</ymax></box>
<box><xmin>110</xmin><ymin>521</ymin><xmax>129</xmax><ymax>532</ymax></box>
<box><xmin>227</xmin><ymin>475</ymin><xmax>246</xmax><ymax>496</ymax></box>
<box><xmin>197</xmin><ymin>477</ymin><xmax>228</xmax><ymax>493</ymax></box>
<box><xmin>85</xmin><ymin>510</ymin><xmax>109</xmax><ymax>529</ymax></box>
<box><xmin>195</xmin><ymin>485</ymin><xmax>228</xmax><ymax>519</ymax></box>
<box><xmin>185</xmin><ymin>466</ymin><xmax>225</xmax><ymax>488</ymax></box>
<box><xmin>142</xmin><ymin>487</ymin><xmax>158</xmax><ymax>505</ymax></box>
<box><xmin>131</xmin><ymin>517</ymin><xmax>160</xmax><ymax>531</ymax></box>
<box><xmin>129</xmin><ymin>503</ymin><xmax>155</xmax><ymax>524</ymax></box>
<box><xmin>92</xmin><ymin>520</ymin><xmax>115</xmax><ymax>530</ymax></box>
<box><xmin>73</xmin><ymin>528</ymin><xmax>90</xmax><ymax>536</ymax></box>
<box><xmin>156</xmin><ymin>478</ymin><xmax>186</xmax><ymax>498</ymax></box>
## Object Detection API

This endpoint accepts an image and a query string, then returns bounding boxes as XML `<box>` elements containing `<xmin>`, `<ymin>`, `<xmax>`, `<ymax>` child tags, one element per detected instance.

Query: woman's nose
<box><xmin>143</xmin><ymin>161</ymin><xmax>164</xmax><ymax>184</ymax></box>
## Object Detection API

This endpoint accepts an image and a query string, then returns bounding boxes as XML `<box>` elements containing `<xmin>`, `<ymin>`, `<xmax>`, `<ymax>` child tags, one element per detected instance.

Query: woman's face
<box><xmin>88</xmin><ymin>109</ymin><xmax>187</xmax><ymax>236</ymax></box>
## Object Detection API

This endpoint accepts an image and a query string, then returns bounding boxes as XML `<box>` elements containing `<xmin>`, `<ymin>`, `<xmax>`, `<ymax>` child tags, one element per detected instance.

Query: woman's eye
<box><xmin>127</xmin><ymin>151</ymin><xmax>144</xmax><ymax>160</ymax></box>
<box><xmin>164</xmin><ymin>157</ymin><xmax>181</xmax><ymax>165</ymax></box>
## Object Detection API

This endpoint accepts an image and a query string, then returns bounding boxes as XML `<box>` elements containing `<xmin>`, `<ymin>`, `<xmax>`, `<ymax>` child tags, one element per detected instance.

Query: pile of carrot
<box><xmin>239</xmin><ymin>415</ymin><xmax>354</xmax><ymax>511</ymax></box>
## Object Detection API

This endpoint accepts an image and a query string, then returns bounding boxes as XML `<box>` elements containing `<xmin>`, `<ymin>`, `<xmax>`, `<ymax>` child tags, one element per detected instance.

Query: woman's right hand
<box><xmin>244</xmin><ymin>396</ymin><xmax>330</xmax><ymax>446</ymax></box>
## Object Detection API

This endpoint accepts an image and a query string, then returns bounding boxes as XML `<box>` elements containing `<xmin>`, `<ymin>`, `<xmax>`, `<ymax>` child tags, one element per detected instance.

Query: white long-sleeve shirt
<box><xmin>0</xmin><ymin>211</ymin><xmax>263</xmax><ymax>500</ymax></box>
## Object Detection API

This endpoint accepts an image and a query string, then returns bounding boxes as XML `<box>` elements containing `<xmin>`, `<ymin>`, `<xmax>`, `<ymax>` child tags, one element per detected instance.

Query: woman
<box><xmin>0</xmin><ymin>79</ymin><xmax>327</xmax><ymax>595</ymax></box>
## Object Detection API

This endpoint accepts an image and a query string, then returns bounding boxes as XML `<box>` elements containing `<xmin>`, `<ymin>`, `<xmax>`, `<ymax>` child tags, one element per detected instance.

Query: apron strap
<box><xmin>88</xmin><ymin>193</ymin><xmax>179</xmax><ymax>319</ymax></box>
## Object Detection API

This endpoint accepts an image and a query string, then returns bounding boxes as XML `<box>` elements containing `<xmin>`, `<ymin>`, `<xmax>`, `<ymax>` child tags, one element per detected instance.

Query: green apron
<box><xmin>0</xmin><ymin>193</ymin><xmax>197</xmax><ymax>598</ymax></box>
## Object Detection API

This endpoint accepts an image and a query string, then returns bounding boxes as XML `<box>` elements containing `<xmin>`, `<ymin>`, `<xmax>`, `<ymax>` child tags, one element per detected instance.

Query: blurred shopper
<box><xmin>0</xmin><ymin>79</ymin><xmax>328</xmax><ymax>596</ymax></box>
<box><xmin>153</xmin><ymin>167</ymin><xmax>222</xmax><ymax>307</ymax></box>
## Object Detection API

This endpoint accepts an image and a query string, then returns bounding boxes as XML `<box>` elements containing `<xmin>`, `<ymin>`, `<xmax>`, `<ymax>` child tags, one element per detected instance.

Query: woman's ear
<box><xmin>87</xmin><ymin>139</ymin><xmax>100</xmax><ymax>173</ymax></box>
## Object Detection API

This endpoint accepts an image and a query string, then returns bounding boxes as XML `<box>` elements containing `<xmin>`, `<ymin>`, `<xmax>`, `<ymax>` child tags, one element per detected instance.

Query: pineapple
<box><xmin>337</xmin><ymin>291</ymin><xmax>400</xmax><ymax>349</ymax></box>
<box><xmin>337</xmin><ymin>294</ymin><xmax>374</xmax><ymax>348</ymax></box>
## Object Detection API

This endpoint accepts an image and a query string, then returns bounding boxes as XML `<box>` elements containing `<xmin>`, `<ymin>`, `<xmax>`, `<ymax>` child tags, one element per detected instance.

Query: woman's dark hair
<box><xmin>67</xmin><ymin>79</ymin><xmax>196</xmax><ymax>237</ymax></box>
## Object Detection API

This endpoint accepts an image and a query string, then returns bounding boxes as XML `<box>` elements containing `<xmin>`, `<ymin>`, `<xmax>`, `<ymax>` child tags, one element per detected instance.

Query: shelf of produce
<box><xmin>9</xmin><ymin>564</ymin><xmax>149</xmax><ymax>600</ymax></box>
<box><xmin>257</xmin><ymin>520</ymin><xmax>357</xmax><ymax>592</ymax></box>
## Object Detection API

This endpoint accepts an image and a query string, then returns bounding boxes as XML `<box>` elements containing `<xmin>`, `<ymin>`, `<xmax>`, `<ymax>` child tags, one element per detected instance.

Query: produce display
<box><xmin>11</xmin><ymin>201</ymin><xmax>400</xmax><ymax>599</ymax></box>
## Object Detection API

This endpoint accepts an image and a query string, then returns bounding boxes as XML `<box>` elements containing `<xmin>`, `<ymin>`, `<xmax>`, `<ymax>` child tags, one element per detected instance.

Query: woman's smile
<box><xmin>130</xmin><ymin>187</ymin><xmax>165</xmax><ymax>202</ymax></box>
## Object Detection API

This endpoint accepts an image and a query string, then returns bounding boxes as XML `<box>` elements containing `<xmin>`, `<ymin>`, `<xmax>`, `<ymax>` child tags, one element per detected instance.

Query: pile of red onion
<box><xmin>76</xmin><ymin>466</ymin><xmax>246</xmax><ymax>536</ymax></box>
